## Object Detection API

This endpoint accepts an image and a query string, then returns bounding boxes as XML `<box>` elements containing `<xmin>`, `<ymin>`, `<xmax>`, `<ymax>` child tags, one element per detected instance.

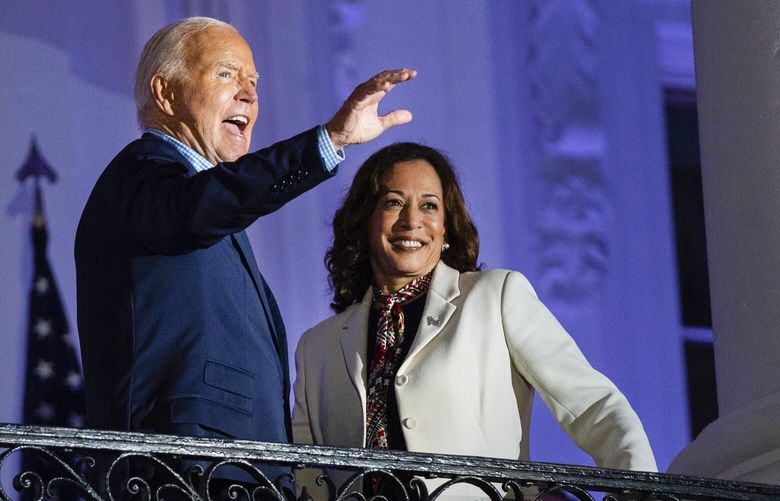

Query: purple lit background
<box><xmin>0</xmin><ymin>0</ymin><xmax>697</xmax><ymax>471</ymax></box>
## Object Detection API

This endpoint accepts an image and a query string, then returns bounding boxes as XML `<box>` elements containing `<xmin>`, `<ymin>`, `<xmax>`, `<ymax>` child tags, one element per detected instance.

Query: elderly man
<box><xmin>75</xmin><ymin>15</ymin><xmax>415</xmax><ymax>461</ymax></box>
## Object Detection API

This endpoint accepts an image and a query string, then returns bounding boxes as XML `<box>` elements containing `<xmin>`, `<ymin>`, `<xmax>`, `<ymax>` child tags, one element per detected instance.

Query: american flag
<box><xmin>20</xmin><ymin>140</ymin><xmax>85</xmax><ymax>429</ymax></box>
<box><xmin>18</xmin><ymin>141</ymin><xmax>86</xmax><ymax>500</ymax></box>
<box><xmin>22</xmin><ymin>185</ymin><xmax>85</xmax><ymax>429</ymax></box>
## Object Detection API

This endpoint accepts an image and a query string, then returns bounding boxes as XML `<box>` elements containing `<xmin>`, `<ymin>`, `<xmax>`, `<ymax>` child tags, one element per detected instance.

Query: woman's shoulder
<box><xmin>457</xmin><ymin>267</ymin><xmax>535</xmax><ymax>290</ymax></box>
<box><xmin>306</xmin><ymin>303</ymin><xmax>358</xmax><ymax>331</ymax></box>
<box><xmin>299</xmin><ymin>299</ymin><xmax>365</xmax><ymax>344</ymax></box>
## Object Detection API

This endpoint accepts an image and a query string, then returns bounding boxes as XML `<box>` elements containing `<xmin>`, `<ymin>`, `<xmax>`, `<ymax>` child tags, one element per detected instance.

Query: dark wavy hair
<box><xmin>326</xmin><ymin>142</ymin><xmax>480</xmax><ymax>312</ymax></box>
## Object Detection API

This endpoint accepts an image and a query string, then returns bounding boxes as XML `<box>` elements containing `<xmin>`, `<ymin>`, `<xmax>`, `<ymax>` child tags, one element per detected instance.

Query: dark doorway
<box><xmin>664</xmin><ymin>88</ymin><xmax>718</xmax><ymax>437</ymax></box>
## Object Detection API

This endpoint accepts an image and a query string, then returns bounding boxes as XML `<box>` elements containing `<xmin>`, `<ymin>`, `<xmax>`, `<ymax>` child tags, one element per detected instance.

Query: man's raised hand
<box><xmin>326</xmin><ymin>68</ymin><xmax>417</xmax><ymax>150</ymax></box>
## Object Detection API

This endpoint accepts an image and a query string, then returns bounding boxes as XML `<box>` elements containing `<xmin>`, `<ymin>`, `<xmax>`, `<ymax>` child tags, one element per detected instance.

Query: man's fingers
<box><xmin>363</xmin><ymin>68</ymin><xmax>417</xmax><ymax>93</ymax></box>
<box><xmin>381</xmin><ymin>109</ymin><xmax>414</xmax><ymax>130</ymax></box>
<box><xmin>374</xmin><ymin>68</ymin><xmax>417</xmax><ymax>84</ymax></box>
<box><xmin>346</xmin><ymin>69</ymin><xmax>416</xmax><ymax>108</ymax></box>
<box><xmin>327</xmin><ymin>68</ymin><xmax>416</xmax><ymax>148</ymax></box>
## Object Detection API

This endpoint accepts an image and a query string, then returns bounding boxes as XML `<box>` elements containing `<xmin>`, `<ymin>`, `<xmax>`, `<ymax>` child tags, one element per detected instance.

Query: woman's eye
<box><xmin>422</xmin><ymin>202</ymin><xmax>438</xmax><ymax>211</ymax></box>
<box><xmin>384</xmin><ymin>198</ymin><xmax>403</xmax><ymax>208</ymax></box>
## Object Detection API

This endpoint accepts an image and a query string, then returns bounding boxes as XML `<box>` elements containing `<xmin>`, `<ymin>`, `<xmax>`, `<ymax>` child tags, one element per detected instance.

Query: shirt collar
<box><xmin>144</xmin><ymin>128</ymin><xmax>215</xmax><ymax>174</ymax></box>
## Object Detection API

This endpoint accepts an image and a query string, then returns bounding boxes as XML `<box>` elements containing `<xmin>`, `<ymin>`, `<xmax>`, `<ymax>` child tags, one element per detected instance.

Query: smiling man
<box><xmin>74</xmin><ymin>16</ymin><xmax>415</xmax><ymax>470</ymax></box>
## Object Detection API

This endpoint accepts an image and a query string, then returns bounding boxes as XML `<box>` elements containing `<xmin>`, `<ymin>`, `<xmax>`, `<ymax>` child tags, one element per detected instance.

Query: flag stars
<box><xmin>34</xmin><ymin>318</ymin><xmax>52</xmax><ymax>339</ymax></box>
<box><xmin>35</xmin><ymin>401</ymin><xmax>55</xmax><ymax>422</ymax></box>
<box><xmin>65</xmin><ymin>371</ymin><xmax>82</xmax><ymax>391</ymax></box>
<box><xmin>69</xmin><ymin>413</ymin><xmax>84</xmax><ymax>428</ymax></box>
<box><xmin>34</xmin><ymin>276</ymin><xmax>49</xmax><ymax>295</ymax></box>
<box><xmin>35</xmin><ymin>360</ymin><xmax>54</xmax><ymax>380</ymax></box>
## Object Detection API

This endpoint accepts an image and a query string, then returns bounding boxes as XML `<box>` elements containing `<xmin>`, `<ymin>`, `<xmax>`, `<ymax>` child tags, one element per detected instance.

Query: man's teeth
<box><xmin>393</xmin><ymin>240</ymin><xmax>422</xmax><ymax>248</ymax></box>
<box><xmin>226</xmin><ymin>116</ymin><xmax>248</xmax><ymax>125</ymax></box>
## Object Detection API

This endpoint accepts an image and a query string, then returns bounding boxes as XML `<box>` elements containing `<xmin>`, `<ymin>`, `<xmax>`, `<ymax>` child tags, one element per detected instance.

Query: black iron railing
<box><xmin>0</xmin><ymin>423</ymin><xmax>778</xmax><ymax>500</ymax></box>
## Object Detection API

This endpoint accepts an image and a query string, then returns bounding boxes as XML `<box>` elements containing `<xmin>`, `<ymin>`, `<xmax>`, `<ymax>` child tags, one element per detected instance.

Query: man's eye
<box><xmin>219</xmin><ymin>71</ymin><xmax>232</xmax><ymax>78</ymax></box>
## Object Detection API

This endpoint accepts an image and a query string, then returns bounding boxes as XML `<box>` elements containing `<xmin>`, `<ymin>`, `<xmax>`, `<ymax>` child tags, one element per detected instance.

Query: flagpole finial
<box><xmin>16</xmin><ymin>136</ymin><xmax>58</xmax><ymax>185</ymax></box>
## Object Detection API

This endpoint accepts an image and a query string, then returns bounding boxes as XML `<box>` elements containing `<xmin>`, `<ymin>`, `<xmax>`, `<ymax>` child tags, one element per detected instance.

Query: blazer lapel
<box><xmin>160</xmin><ymin>137</ymin><xmax>286</xmax><ymax>358</ymax></box>
<box><xmin>231</xmin><ymin>231</ymin><xmax>285</xmax><ymax>356</ymax></box>
<box><xmin>338</xmin><ymin>289</ymin><xmax>372</xmax><ymax>443</ymax></box>
<box><xmin>154</xmin><ymin>134</ymin><xmax>287</xmax><ymax>355</ymax></box>
<box><xmin>160</xmin><ymin>137</ymin><xmax>289</xmax><ymax>376</ymax></box>
<box><xmin>400</xmin><ymin>262</ymin><xmax>460</xmax><ymax>371</ymax></box>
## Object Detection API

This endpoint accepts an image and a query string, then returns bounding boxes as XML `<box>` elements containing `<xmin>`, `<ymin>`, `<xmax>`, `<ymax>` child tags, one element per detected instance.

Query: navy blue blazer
<box><xmin>75</xmin><ymin>127</ymin><xmax>333</xmax><ymax>445</ymax></box>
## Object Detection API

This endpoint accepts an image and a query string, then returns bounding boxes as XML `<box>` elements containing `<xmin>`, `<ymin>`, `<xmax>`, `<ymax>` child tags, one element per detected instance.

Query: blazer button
<box><xmin>402</xmin><ymin>417</ymin><xmax>417</xmax><ymax>430</ymax></box>
<box><xmin>395</xmin><ymin>374</ymin><xmax>408</xmax><ymax>386</ymax></box>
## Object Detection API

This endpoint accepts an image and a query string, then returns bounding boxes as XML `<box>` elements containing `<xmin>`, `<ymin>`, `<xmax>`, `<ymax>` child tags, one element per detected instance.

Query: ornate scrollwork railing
<box><xmin>0</xmin><ymin>423</ymin><xmax>778</xmax><ymax>501</ymax></box>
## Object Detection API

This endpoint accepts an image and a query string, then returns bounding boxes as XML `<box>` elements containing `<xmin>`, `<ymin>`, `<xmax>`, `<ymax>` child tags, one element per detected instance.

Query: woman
<box><xmin>292</xmin><ymin>143</ymin><xmax>656</xmax><ymax>497</ymax></box>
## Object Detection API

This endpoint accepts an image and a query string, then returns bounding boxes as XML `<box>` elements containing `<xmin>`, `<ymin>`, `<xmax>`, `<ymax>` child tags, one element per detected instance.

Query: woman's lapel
<box><xmin>402</xmin><ymin>262</ymin><xmax>461</xmax><ymax>370</ymax></box>
<box><xmin>337</xmin><ymin>288</ymin><xmax>372</xmax><ymax>435</ymax></box>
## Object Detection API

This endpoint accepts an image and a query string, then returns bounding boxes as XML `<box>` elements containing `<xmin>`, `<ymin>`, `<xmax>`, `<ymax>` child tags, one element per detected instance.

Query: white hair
<box><xmin>134</xmin><ymin>16</ymin><xmax>236</xmax><ymax>128</ymax></box>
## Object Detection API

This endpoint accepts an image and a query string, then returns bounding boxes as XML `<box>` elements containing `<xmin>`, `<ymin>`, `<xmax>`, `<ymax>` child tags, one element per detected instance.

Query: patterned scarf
<box><xmin>365</xmin><ymin>272</ymin><xmax>432</xmax><ymax>450</ymax></box>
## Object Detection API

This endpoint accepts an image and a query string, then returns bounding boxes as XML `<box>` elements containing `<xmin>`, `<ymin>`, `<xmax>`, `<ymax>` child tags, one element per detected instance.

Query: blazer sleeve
<box><xmin>500</xmin><ymin>271</ymin><xmax>658</xmax><ymax>472</ymax></box>
<box><xmin>291</xmin><ymin>330</ymin><xmax>332</xmax><ymax>498</ymax></box>
<box><xmin>292</xmin><ymin>328</ymin><xmax>315</xmax><ymax>446</ymax></box>
<box><xmin>123</xmin><ymin>127</ymin><xmax>335</xmax><ymax>254</ymax></box>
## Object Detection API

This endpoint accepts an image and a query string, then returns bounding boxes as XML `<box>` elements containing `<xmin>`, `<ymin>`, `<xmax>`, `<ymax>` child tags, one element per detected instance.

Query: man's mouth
<box><xmin>223</xmin><ymin>115</ymin><xmax>249</xmax><ymax>136</ymax></box>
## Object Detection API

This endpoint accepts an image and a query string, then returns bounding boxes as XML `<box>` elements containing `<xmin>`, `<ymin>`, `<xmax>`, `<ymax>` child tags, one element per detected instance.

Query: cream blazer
<box><xmin>292</xmin><ymin>262</ymin><xmax>657</xmax><ymax>494</ymax></box>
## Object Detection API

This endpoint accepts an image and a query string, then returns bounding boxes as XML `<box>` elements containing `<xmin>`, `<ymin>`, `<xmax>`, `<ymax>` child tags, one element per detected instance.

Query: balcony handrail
<box><xmin>0</xmin><ymin>423</ymin><xmax>778</xmax><ymax>500</ymax></box>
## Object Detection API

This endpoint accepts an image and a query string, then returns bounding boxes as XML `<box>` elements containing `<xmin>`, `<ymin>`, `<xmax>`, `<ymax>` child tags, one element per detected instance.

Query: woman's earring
<box><xmin>442</xmin><ymin>242</ymin><xmax>450</xmax><ymax>252</ymax></box>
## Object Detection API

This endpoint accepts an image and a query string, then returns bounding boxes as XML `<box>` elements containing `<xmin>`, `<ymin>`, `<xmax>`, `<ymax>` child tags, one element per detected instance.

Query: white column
<box><xmin>669</xmin><ymin>0</ymin><xmax>780</xmax><ymax>483</ymax></box>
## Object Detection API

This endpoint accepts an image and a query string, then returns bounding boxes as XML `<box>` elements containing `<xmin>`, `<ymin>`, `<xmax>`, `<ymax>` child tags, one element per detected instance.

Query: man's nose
<box><xmin>237</xmin><ymin>78</ymin><xmax>257</xmax><ymax>104</ymax></box>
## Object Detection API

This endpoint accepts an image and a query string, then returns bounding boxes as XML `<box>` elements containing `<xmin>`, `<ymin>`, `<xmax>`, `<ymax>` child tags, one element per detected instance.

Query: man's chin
<box><xmin>218</xmin><ymin>148</ymin><xmax>250</xmax><ymax>164</ymax></box>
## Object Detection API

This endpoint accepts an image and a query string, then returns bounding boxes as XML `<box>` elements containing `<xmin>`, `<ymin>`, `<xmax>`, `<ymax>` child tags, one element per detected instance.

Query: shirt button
<box><xmin>402</xmin><ymin>417</ymin><xmax>417</xmax><ymax>430</ymax></box>
<box><xmin>395</xmin><ymin>374</ymin><xmax>408</xmax><ymax>386</ymax></box>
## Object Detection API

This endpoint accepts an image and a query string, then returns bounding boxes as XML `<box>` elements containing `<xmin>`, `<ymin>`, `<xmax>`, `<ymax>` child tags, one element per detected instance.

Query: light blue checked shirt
<box><xmin>144</xmin><ymin>125</ymin><xmax>344</xmax><ymax>175</ymax></box>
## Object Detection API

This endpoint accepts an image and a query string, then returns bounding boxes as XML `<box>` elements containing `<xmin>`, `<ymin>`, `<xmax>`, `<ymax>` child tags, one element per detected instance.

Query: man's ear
<box><xmin>151</xmin><ymin>74</ymin><xmax>175</xmax><ymax>117</ymax></box>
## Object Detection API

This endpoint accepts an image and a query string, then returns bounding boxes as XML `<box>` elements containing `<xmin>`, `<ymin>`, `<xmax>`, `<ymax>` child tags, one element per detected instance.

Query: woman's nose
<box><xmin>398</xmin><ymin>206</ymin><xmax>422</xmax><ymax>228</ymax></box>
